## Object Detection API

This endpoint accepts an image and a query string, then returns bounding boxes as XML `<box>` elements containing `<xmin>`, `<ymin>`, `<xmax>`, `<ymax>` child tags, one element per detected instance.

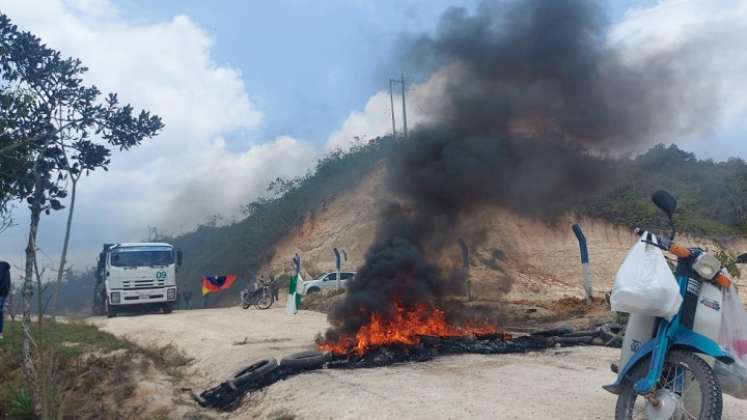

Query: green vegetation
<box><xmin>168</xmin><ymin>138</ymin><xmax>397</xmax><ymax>299</ymax></box>
<box><xmin>0</xmin><ymin>320</ymin><xmax>190</xmax><ymax>419</ymax></box>
<box><xmin>0</xmin><ymin>320</ymin><xmax>129</xmax><ymax>418</ymax></box>
<box><xmin>165</xmin><ymin>140</ymin><xmax>747</xmax><ymax>305</ymax></box>
<box><xmin>581</xmin><ymin>144</ymin><xmax>747</xmax><ymax>237</ymax></box>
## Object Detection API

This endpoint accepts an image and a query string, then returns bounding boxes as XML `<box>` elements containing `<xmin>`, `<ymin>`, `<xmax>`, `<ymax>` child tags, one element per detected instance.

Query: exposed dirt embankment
<box><xmin>260</xmin><ymin>166</ymin><xmax>747</xmax><ymax>302</ymax></box>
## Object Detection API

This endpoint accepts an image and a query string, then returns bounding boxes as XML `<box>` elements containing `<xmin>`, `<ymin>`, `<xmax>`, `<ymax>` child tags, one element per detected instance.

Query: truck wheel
<box><xmin>227</xmin><ymin>358</ymin><xmax>278</xmax><ymax>390</ymax></box>
<box><xmin>279</xmin><ymin>350</ymin><xmax>330</xmax><ymax>370</ymax></box>
<box><xmin>163</xmin><ymin>303</ymin><xmax>173</xmax><ymax>314</ymax></box>
<box><xmin>105</xmin><ymin>300</ymin><xmax>116</xmax><ymax>318</ymax></box>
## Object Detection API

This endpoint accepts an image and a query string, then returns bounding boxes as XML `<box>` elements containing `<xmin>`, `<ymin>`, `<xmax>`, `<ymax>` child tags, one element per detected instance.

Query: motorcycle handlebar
<box><xmin>633</xmin><ymin>227</ymin><xmax>691</xmax><ymax>258</ymax></box>
<box><xmin>632</xmin><ymin>228</ymin><xmax>734</xmax><ymax>288</ymax></box>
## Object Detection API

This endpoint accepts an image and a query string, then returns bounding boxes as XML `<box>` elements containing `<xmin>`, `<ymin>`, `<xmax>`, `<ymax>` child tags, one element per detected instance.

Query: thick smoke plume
<box><xmin>325</xmin><ymin>0</ymin><xmax>720</xmax><ymax>339</ymax></box>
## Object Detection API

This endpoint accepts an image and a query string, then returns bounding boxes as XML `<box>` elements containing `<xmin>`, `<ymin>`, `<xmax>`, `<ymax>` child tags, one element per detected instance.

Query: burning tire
<box><xmin>227</xmin><ymin>358</ymin><xmax>278</xmax><ymax>390</ymax></box>
<box><xmin>279</xmin><ymin>350</ymin><xmax>330</xmax><ymax>370</ymax></box>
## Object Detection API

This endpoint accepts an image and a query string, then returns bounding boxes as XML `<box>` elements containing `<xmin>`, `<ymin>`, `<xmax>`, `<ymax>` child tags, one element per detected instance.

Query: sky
<box><xmin>1</xmin><ymin>0</ymin><xmax>746</xmax><ymax>278</ymax></box>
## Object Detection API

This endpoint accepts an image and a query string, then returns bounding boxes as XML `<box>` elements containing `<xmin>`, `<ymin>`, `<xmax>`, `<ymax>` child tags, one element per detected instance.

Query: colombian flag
<box><xmin>201</xmin><ymin>275</ymin><xmax>237</xmax><ymax>296</ymax></box>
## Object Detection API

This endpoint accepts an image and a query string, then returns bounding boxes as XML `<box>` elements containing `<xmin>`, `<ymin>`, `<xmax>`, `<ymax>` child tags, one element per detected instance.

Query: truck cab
<box><xmin>93</xmin><ymin>242</ymin><xmax>181</xmax><ymax>317</ymax></box>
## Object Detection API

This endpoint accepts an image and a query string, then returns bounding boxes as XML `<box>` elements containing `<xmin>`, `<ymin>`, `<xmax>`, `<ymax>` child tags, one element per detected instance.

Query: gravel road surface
<box><xmin>91</xmin><ymin>307</ymin><xmax>747</xmax><ymax>419</ymax></box>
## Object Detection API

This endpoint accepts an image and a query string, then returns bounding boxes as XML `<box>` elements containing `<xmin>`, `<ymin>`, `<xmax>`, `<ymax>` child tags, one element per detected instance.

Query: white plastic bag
<box><xmin>610</xmin><ymin>232</ymin><xmax>683</xmax><ymax>320</ymax></box>
<box><xmin>715</xmin><ymin>283</ymin><xmax>747</xmax><ymax>399</ymax></box>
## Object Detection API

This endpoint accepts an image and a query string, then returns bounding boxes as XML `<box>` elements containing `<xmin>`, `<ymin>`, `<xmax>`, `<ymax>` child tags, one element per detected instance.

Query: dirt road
<box><xmin>91</xmin><ymin>307</ymin><xmax>747</xmax><ymax>419</ymax></box>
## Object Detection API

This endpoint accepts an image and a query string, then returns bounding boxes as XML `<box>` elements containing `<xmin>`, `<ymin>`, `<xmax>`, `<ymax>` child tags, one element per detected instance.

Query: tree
<box><xmin>0</xmin><ymin>14</ymin><xmax>163</xmax><ymax>416</ymax></box>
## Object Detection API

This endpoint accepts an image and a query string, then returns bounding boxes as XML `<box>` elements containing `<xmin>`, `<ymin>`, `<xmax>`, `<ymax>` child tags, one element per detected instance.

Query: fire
<box><xmin>319</xmin><ymin>302</ymin><xmax>504</xmax><ymax>355</ymax></box>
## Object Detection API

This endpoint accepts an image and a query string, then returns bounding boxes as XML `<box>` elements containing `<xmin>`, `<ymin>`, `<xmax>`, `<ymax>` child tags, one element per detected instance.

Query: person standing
<box><xmin>183</xmin><ymin>289</ymin><xmax>193</xmax><ymax>309</ymax></box>
<box><xmin>0</xmin><ymin>261</ymin><xmax>11</xmax><ymax>340</ymax></box>
<box><xmin>269</xmin><ymin>275</ymin><xmax>279</xmax><ymax>302</ymax></box>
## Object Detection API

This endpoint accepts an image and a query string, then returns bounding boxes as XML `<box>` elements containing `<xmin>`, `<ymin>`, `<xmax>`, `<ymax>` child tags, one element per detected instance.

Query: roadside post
<box><xmin>334</xmin><ymin>248</ymin><xmax>342</xmax><ymax>290</ymax></box>
<box><xmin>458</xmin><ymin>238</ymin><xmax>471</xmax><ymax>301</ymax></box>
<box><xmin>572</xmin><ymin>224</ymin><xmax>593</xmax><ymax>304</ymax></box>
<box><xmin>333</xmin><ymin>248</ymin><xmax>347</xmax><ymax>290</ymax></box>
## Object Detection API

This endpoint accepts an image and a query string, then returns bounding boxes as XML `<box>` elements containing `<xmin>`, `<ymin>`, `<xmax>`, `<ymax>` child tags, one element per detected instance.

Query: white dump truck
<box><xmin>93</xmin><ymin>242</ymin><xmax>182</xmax><ymax>317</ymax></box>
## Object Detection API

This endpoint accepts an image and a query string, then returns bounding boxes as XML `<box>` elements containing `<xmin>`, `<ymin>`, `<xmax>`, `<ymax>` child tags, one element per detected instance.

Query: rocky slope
<box><xmin>259</xmin><ymin>165</ymin><xmax>747</xmax><ymax>303</ymax></box>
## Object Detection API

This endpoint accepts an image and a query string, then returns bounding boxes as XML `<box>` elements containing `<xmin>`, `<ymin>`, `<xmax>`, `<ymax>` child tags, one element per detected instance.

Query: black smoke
<box><xmin>324</xmin><ymin>0</ymin><xmax>719</xmax><ymax>340</ymax></box>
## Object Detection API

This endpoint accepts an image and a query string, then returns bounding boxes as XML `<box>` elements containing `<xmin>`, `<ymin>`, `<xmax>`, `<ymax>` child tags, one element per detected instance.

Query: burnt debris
<box><xmin>324</xmin><ymin>0</ymin><xmax>718</xmax><ymax>344</ymax></box>
<box><xmin>196</xmin><ymin>325</ymin><xmax>621</xmax><ymax>410</ymax></box>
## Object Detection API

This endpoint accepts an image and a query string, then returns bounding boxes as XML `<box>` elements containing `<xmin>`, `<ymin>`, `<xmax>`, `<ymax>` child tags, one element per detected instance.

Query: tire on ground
<box><xmin>227</xmin><ymin>358</ymin><xmax>278</xmax><ymax>390</ymax></box>
<box><xmin>279</xmin><ymin>350</ymin><xmax>330</xmax><ymax>370</ymax></box>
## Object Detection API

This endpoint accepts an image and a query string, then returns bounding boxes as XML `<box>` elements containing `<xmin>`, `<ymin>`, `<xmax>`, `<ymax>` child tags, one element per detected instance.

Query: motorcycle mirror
<box><xmin>736</xmin><ymin>253</ymin><xmax>747</xmax><ymax>264</ymax></box>
<box><xmin>652</xmin><ymin>190</ymin><xmax>677</xmax><ymax>218</ymax></box>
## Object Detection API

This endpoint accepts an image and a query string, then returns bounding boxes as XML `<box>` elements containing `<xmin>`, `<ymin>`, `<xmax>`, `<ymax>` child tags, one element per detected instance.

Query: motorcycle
<box><xmin>240</xmin><ymin>283</ymin><xmax>274</xmax><ymax>310</ymax></box>
<box><xmin>604</xmin><ymin>190</ymin><xmax>747</xmax><ymax>419</ymax></box>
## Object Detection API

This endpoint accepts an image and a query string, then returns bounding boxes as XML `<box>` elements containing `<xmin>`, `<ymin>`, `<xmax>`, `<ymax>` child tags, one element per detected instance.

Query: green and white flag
<box><xmin>286</xmin><ymin>272</ymin><xmax>304</xmax><ymax>314</ymax></box>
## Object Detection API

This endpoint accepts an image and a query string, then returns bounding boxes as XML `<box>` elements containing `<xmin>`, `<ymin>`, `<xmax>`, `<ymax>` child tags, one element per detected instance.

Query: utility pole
<box><xmin>389</xmin><ymin>79</ymin><xmax>397</xmax><ymax>137</ymax></box>
<box><xmin>400</xmin><ymin>73</ymin><xmax>408</xmax><ymax>137</ymax></box>
<box><xmin>389</xmin><ymin>74</ymin><xmax>408</xmax><ymax>138</ymax></box>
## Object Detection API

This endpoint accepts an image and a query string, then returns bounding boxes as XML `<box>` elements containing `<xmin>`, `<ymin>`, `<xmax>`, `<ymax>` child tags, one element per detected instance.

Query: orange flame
<box><xmin>319</xmin><ymin>302</ymin><xmax>504</xmax><ymax>355</ymax></box>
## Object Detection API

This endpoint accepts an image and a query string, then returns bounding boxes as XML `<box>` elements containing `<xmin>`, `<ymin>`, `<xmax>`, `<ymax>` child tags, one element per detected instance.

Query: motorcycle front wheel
<box><xmin>615</xmin><ymin>350</ymin><xmax>722</xmax><ymax>420</ymax></box>
<box><xmin>256</xmin><ymin>288</ymin><xmax>273</xmax><ymax>310</ymax></box>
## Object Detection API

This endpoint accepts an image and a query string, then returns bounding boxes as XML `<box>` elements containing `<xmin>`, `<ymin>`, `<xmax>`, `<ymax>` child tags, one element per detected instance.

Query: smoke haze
<box><xmin>325</xmin><ymin>0</ymin><xmax>721</xmax><ymax>339</ymax></box>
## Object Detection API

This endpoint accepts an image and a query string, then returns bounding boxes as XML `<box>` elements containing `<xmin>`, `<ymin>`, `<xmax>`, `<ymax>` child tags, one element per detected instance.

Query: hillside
<box><xmin>258</xmin><ymin>165</ymin><xmax>747</xmax><ymax>303</ymax></box>
<box><xmin>166</xmin><ymin>138</ymin><xmax>747</xmax><ymax>305</ymax></box>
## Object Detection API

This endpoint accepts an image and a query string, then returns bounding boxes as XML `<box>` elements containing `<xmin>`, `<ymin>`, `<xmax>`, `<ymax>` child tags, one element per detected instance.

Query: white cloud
<box><xmin>3</xmin><ymin>0</ymin><xmax>747</xmax><ymax>277</ymax></box>
<box><xmin>610</xmin><ymin>0</ymin><xmax>747</xmax><ymax>157</ymax></box>
<box><xmin>325</xmin><ymin>68</ymin><xmax>450</xmax><ymax>151</ymax></box>
<box><xmin>161</xmin><ymin>136</ymin><xmax>320</xmax><ymax>232</ymax></box>
<box><xmin>328</xmin><ymin>0</ymin><xmax>747</xmax><ymax>159</ymax></box>
<box><xmin>0</xmin><ymin>0</ymin><xmax>318</xmax><ymax>269</ymax></box>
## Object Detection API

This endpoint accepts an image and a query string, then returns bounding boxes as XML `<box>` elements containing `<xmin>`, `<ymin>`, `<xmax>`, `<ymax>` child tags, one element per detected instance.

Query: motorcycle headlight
<box><xmin>167</xmin><ymin>288</ymin><xmax>176</xmax><ymax>300</ymax></box>
<box><xmin>693</xmin><ymin>253</ymin><xmax>721</xmax><ymax>280</ymax></box>
<box><xmin>110</xmin><ymin>292</ymin><xmax>121</xmax><ymax>304</ymax></box>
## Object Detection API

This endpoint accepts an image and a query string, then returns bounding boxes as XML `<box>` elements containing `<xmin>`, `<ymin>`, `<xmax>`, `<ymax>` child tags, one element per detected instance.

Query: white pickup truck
<box><xmin>93</xmin><ymin>242</ymin><xmax>181</xmax><ymax>317</ymax></box>
<box><xmin>302</xmin><ymin>271</ymin><xmax>356</xmax><ymax>294</ymax></box>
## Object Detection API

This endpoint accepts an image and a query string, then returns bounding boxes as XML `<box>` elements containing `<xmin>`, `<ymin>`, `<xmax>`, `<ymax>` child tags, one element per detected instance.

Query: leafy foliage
<box><xmin>166</xmin><ymin>140</ymin><xmax>747</xmax><ymax>305</ymax></box>
<box><xmin>168</xmin><ymin>138</ymin><xmax>396</xmax><ymax>299</ymax></box>
<box><xmin>0</xmin><ymin>14</ymin><xmax>164</xmax><ymax>415</ymax></box>
<box><xmin>580</xmin><ymin>144</ymin><xmax>747</xmax><ymax>237</ymax></box>
<box><xmin>0</xmin><ymin>13</ymin><xmax>163</xmax><ymax>215</ymax></box>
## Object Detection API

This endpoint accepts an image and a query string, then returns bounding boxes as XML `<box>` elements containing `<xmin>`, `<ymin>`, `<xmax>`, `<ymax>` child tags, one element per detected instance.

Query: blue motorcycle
<box><xmin>604</xmin><ymin>190</ymin><xmax>747</xmax><ymax>419</ymax></box>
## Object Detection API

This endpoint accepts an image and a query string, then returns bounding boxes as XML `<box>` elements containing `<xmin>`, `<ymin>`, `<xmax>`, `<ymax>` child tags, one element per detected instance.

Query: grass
<box><xmin>0</xmin><ymin>319</ymin><xmax>192</xmax><ymax>419</ymax></box>
<box><xmin>0</xmin><ymin>319</ymin><xmax>130</xmax><ymax>418</ymax></box>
